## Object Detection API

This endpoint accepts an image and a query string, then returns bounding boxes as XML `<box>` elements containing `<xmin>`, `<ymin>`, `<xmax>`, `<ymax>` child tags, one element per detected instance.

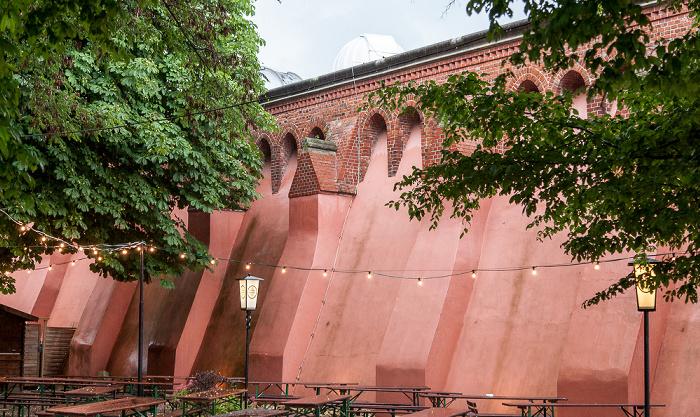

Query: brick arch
<box><xmin>270</xmin><ymin>128</ymin><xmax>300</xmax><ymax>194</ymax></box>
<box><xmin>506</xmin><ymin>66</ymin><xmax>548</xmax><ymax>93</ymax></box>
<box><xmin>256</xmin><ymin>134</ymin><xmax>273</xmax><ymax>164</ymax></box>
<box><xmin>357</xmin><ymin>108</ymin><xmax>395</xmax><ymax>182</ymax></box>
<box><xmin>276</xmin><ymin>122</ymin><xmax>303</xmax><ymax>149</ymax></box>
<box><xmin>304</xmin><ymin>117</ymin><xmax>328</xmax><ymax>140</ymax></box>
<box><xmin>392</xmin><ymin>102</ymin><xmax>424</xmax><ymax>176</ymax></box>
<box><xmin>552</xmin><ymin>64</ymin><xmax>593</xmax><ymax>95</ymax></box>
<box><xmin>552</xmin><ymin>66</ymin><xmax>594</xmax><ymax>119</ymax></box>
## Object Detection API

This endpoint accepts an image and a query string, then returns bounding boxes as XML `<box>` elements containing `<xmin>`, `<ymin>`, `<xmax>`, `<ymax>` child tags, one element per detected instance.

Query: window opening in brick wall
<box><xmin>560</xmin><ymin>70</ymin><xmax>588</xmax><ymax>119</ymax></box>
<box><xmin>392</xmin><ymin>108</ymin><xmax>422</xmax><ymax>177</ymax></box>
<box><xmin>309</xmin><ymin>126</ymin><xmax>325</xmax><ymax>140</ymax></box>
<box><xmin>517</xmin><ymin>79</ymin><xmax>540</xmax><ymax>93</ymax></box>
<box><xmin>259</xmin><ymin>138</ymin><xmax>272</xmax><ymax>165</ymax></box>
<box><xmin>282</xmin><ymin>133</ymin><xmax>298</xmax><ymax>180</ymax></box>
<box><xmin>360</xmin><ymin>113</ymin><xmax>387</xmax><ymax>182</ymax></box>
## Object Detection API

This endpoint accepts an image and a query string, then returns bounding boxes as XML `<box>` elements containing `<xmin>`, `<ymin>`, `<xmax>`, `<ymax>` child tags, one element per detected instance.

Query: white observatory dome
<box><xmin>260</xmin><ymin>67</ymin><xmax>303</xmax><ymax>90</ymax></box>
<box><xmin>333</xmin><ymin>34</ymin><xmax>405</xmax><ymax>71</ymax></box>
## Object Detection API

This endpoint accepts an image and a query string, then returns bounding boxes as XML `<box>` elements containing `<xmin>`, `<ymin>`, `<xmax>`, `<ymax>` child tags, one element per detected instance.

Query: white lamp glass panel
<box><xmin>246</xmin><ymin>279</ymin><xmax>261</xmax><ymax>310</ymax></box>
<box><xmin>634</xmin><ymin>263</ymin><xmax>657</xmax><ymax>311</ymax></box>
<box><xmin>237</xmin><ymin>276</ymin><xmax>263</xmax><ymax>311</ymax></box>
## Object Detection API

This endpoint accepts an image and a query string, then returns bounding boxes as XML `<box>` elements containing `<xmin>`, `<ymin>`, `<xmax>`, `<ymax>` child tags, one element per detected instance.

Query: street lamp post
<box><xmin>629</xmin><ymin>259</ymin><xmax>659</xmax><ymax>417</ymax></box>
<box><xmin>236</xmin><ymin>274</ymin><xmax>263</xmax><ymax>409</ymax></box>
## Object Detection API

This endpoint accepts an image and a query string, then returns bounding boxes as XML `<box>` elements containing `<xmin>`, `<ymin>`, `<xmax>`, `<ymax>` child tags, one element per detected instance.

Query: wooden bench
<box><xmin>45</xmin><ymin>396</ymin><xmax>166</xmax><ymax>417</ymax></box>
<box><xmin>280</xmin><ymin>394</ymin><xmax>351</xmax><ymax>417</ymax></box>
<box><xmin>463</xmin><ymin>401</ymin><xmax>519</xmax><ymax>417</ymax></box>
<box><xmin>399</xmin><ymin>408</ymin><xmax>472</xmax><ymax>417</ymax></box>
<box><xmin>214</xmin><ymin>409</ymin><xmax>288</xmax><ymax>417</ymax></box>
<box><xmin>349</xmin><ymin>402</ymin><xmax>429</xmax><ymax>417</ymax></box>
<box><xmin>1</xmin><ymin>397</ymin><xmax>67</xmax><ymax>417</ymax></box>
<box><xmin>502</xmin><ymin>402</ymin><xmax>665</xmax><ymax>417</ymax></box>
<box><xmin>253</xmin><ymin>395</ymin><xmax>301</xmax><ymax>409</ymax></box>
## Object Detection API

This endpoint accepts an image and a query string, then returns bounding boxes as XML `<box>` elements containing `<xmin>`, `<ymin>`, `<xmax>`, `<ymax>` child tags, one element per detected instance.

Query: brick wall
<box><xmin>257</xmin><ymin>4</ymin><xmax>692</xmax><ymax>197</ymax></box>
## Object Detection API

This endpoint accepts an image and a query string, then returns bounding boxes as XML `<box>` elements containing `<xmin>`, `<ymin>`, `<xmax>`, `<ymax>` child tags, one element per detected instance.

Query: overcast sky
<box><xmin>251</xmin><ymin>0</ymin><xmax>526</xmax><ymax>80</ymax></box>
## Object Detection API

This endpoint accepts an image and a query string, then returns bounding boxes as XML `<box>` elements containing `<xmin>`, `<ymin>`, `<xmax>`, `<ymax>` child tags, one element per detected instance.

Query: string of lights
<box><xmin>2</xmin><ymin>209</ymin><xmax>678</xmax><ymax>282</ymax></box>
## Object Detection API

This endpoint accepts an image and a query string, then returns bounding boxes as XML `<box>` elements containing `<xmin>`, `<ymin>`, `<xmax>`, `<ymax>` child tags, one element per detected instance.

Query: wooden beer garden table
<box><xmin>502</xmin><ymin>402</ymin><xmax>665</xmax><ymax>417</ymax></box>
<box><xmin>64</xmin><ymin>386</ymin><xmax>122</xmax><ymax>404</ymax></box>
<box><xmin>304</xmin><ymin>385</ymin><xmax>430</xmax><ymax>406</ymax></box>
<box><xmin>402</xmin><ymin>409</ymin><xmax>473</xmax><ymax>417</ymax></box>
<box><xmin>179</xmin><ymin>388</ymin><xmax>247</xmax><ymax>416</ymax></box>
<box><xmin>46</xmin><ymin>396</ymin><xmax>165</xmax><ymax>417</ymax></box>
<box><xmin>419</xmin><ymin>393</ymin><xmax>566</xmax><ymax>408</ymax></box>
<box><xmin>280</xmin><ymin>394</ymin><xmax>351</xmax><ymax>417</ymax></box>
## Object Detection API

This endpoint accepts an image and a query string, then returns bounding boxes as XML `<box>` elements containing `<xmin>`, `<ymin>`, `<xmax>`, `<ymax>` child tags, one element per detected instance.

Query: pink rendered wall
<box><xmin>1</xmin><ymin>8</ymin><xmax>699</xmax><ymax>417</ymax></box>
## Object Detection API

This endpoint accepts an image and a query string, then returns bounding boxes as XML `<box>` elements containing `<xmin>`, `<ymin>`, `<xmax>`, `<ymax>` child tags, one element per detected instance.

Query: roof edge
<box><xmin>260</xmin><ymin>19</ymin><xmax>531</xmax><ymax>105</ymax></box>
<box><xmin>0</xmin><ymin>303</ymin><xmax>39</xmax><ymax>321</ymax></box>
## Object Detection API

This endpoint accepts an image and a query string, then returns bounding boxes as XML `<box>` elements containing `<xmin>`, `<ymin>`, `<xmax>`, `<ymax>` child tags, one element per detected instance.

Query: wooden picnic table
<box><xmin>179</xmin><ymin>388</ymin><xmax>247</xmax><ymax>416</ymax></box>
<box><xmin>305</xmin><ymin>385</ymin><xmax>431</xmax><ymax>406</ymax></box>
<box><xmin>45</xmin><ymin>396</ymin><xmax>164</xmax><ymax>417</ymax></box>
<box><xmin>281</xmin><ymin>394</ymin><xmax>352</xmax><ymax>417</ymax></box>
<box><xmin>118</xmin><ymin>381</ymin><xmax>177</xmax><ymax>398</ymax></box>
<box><xmin>216</xmin><ymin>410</ymin><xmax>288</xmax><ymax>417</ymax></box>
<box><xmin>250</xmin><ymin>382</ymin><xmax>303</xmax><ymax>398</ymax></box>
<box><xmin>1</xmin><ymin>377</ymin><xmax>128</xmax><ymax>402</ymax></box>
<box><xmin>402</xmin><ymin>408</ymin><xmax>473</xmax><ymax>417</ymax></box>
<box><xmin>419</xmin><ymin>393</ymin><xmax>566</xmax><ymax>408</ymax></box>
<box><xmin>502</xmin><ymin>402</ymin><xmax>665</xmax><ymax>417</ymax></box>
<box><xmin>64</xmin><ymin>386</ymin><xmax>122</xmax><ymax>404</ymax></box>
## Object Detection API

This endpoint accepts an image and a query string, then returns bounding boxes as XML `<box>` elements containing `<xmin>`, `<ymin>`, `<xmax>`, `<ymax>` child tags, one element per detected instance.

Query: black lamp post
<box><xmin>236</xmin><ymin>274</ymin><xmax>263</xmax><ymax>409</ymax></box>
<box><xmin>138</xmin><ymin>244</ymin><xmax>144</xmax><ymax>396</ymax></box>
<box><xmin>629</xmin><ymin>259</ymin><xmax>659</xmax><ymax>417</ymax></box>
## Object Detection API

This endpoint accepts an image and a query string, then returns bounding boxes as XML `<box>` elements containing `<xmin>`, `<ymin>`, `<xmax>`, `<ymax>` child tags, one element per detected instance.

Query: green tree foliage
<box><xmin>371</xmin><ymin>0</ymin><xmax>700</xmax><ymax>306</ymax></box>
<box><xmin>0</xmin><ymin>0</ymin><xmax>275</xmax><ymax>293</ymax></box>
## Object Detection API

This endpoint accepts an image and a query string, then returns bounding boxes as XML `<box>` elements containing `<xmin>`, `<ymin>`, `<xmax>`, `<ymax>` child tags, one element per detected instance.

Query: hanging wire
<box><xmin>0</xmin><ymin>207</ymin><xmax>679</xmax><ymax>280</ymax></box>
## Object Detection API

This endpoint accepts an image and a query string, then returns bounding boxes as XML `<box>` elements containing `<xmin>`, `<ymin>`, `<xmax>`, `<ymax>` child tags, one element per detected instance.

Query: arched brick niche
<box><xmin>557</xmin><ymin>70</ymin><xmax>589</xmax><ymax>119</ymax></box>
<box><xmin>309</xmin><ymin>126</ymin><xmax>325</xmax><ymax>140</ymax></box>
<box><xmin>559</xmin><ymin>70</ymin><xmax>587</xmax><ymax>93</ymax></box>
<box><xmin>270</xmin><ymin>132</ymin><xmax>298</xmax><ymax>194</ymax></box>
<box><xmin>258</xmin><ymin>136</ymin><xmax>272</xmax><ymax>165</ymax></box>
<box><xmin>393</xmin><ymin>107</ymin><xmax>422</xmax><ymax>177</ymax></box>
<box><xmin>517</xmin><ymin>79</ymin><xmax>540</xmax><ymax>93</ymax></box>
<box><xmin>359</xmin><ymin>112</ymin><xmax>388</xmax><ymax>182</ymax></box>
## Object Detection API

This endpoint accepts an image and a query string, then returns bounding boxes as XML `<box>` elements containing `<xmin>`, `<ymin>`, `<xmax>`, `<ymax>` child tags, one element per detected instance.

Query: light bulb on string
<box><xmin>97</xmin><ymin>256</ymin><xmax>102</xmax><ymax>261</ymax></box>
<box><xmin>418</xmin><ymin>278</ymin><xmax>423</xmax><ymax>286</ymax></box>
<box><xmin>281</xmin><ymin>266</ymin><xmax>287</xmax><ymax>273</ymax></box>
<box><xmin>79</xmin><ymin>246</ymin><xmax>84</xmax><ymax>251</ymax></box>
<box><xmin>180</xmin><ymin>253</ymin><xmax>186</xmax><ymax>259</ymax></box>
<box><xmin>136</xmin><ymin>246</ymin><xmax>141</xmax><ymax>252</ymax></box>
<box><xmin>472</xmin><ymin>270</ymin><xmax>477</xmax><ymax>279</ymax></box>
<box><xmin>92</xmin><ymin>248</ymin><xmax>98</xmax><ymax>255</ymax></box>
<box><xmin>531</xmin><ymin>267</ymin><xmax>537</xmax><ymax>275</ymax></box>
<box><xmin>323</xmin><ymin>269</ymin><xmax>328</xmax><ymax>277</ymax></box>
<box><xmin>149</xmin><ymin>247</ymin><xmax>155</xmax><ymax>252</ymax></box>
<box><xmin>60</xmin><ymin>243</ymin><xmax>64</xmax><ymax>248</ymax></box>
<box><xmin>41</xmin><ymin>237</ymin><xmax>46</xmax><ymax>242</ymax></box>
<box><xmin>594</xmin><ymin>262</ymin><xmax>600</xmax><ymax>270</ymax></box>
<box><xmin>210</xmin><ymin>259</ymin><xmax>216</xmax><ymax>265</ymax></box>
<box><xmin>245</xmin><ymin>263</ymin><xmax>251</xmax><ymax>270</ymax></box>
<box><xmin>121</xmin><ymin>249</ymin><xmax>128</xmax><ymax>255</ymax></box>
<box><xmin>71</xmin><ymin>261</ymin><xmax>76</xmax><ymax>266</ymax></box>
<box><xmin>48</xmin><ymin>265</ymin><xmax>53</xmax><ymax>271</ymax></box>
<box><xmin>367</xmin><ymin>271</ymin><xmax>372</xmax><ymax>279</ymax></box>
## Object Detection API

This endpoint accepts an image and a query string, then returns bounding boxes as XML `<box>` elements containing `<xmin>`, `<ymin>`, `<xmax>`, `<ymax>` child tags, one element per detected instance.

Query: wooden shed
<box><xmin>0</xmin><ymin>304</ymin><xmax>38</xmax><ymax>376</ymax></box>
